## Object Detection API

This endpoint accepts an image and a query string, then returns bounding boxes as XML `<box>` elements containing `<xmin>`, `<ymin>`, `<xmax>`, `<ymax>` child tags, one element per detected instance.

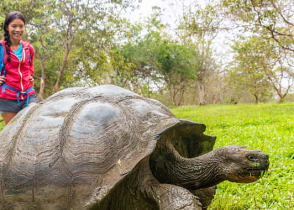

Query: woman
<box><xmin>0</xmin><ymin>11</ymin><xmax>36</xmax><ymax>124</ymax></box>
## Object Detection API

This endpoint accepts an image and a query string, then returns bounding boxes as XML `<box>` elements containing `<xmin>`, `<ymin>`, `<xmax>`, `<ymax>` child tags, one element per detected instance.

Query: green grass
<box><xmin>171</xmin><ymin>104</ymin><xmax>294</xmax><ymax>209</ymax></box>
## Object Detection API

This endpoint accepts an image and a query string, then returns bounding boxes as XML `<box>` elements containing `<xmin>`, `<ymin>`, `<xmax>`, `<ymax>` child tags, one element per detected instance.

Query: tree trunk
<box><xmin>53</xmin><ymin>15</ymin><xmax>74</xmax><ymax>93</ymax></box>
<box><xmin>275</xmin><ymin>86</ymin><xmax>290</xmax><ymax>103</ymax></box>
<box><xmin>171</xmin><ymin>88</ymin><xmax>178</xmax><ymax>106</ymax></box>
<box><xmin>277</xmin><ymin>91</ymin><xmax>287</xmax><ymax>103</ymax></box>
<box><xmin>53</xmin><ymin>47</ymin><xmax>70</xmax><ymax>92</ymax></box>
<box><xmin>176</xmin><ymin>88</ymin><xmax>185</xmax><ymax>106</ymax></box>
<box><xmin>253</xmin><ymin>94</ymin><xmax>259</xmax><ymax>104</ymax></box>
<box><xmin>197</xmin><ymin>80</ymin><xmax>206</xmax><ymax>105</ymax></box>
<box><xmin>37</xmin><ymin>60</ymin><xmax>46</xmax><ymax>101</ymax></box>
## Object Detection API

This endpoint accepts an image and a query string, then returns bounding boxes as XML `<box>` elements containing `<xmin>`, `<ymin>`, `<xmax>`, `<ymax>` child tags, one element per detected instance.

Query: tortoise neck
<box><xmin>150</xmin><ymin>141</ymin><xmax>225</xmax><ymax>189</ymax></box>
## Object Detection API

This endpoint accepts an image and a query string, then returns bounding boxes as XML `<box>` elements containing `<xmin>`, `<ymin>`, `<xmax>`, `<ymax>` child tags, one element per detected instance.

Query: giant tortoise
<box><xmin>0</xmin><ymin>85</ymin><xmax>269</xmax><ymax>210</ymax></box>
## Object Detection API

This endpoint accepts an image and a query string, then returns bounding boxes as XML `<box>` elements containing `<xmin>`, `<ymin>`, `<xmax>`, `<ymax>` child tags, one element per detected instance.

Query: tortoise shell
<box><xmin>0</xmin><ymin>85</ymin><xmax>215</xmax><ymax>209</ymax></box>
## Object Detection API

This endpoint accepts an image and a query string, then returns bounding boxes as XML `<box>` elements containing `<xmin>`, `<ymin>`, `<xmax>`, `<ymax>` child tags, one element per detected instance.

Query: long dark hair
<box><xmin>3</xmin><ymin>11</ymin><xmax>26</xmax><ymax>62</ymax></box>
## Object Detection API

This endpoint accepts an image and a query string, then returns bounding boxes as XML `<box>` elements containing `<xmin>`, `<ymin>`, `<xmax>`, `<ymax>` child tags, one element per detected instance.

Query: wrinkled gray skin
<box><xmin>0</xmin><ymin>85</ymin><xmax>269</xmax><ymax>210</ymax></box>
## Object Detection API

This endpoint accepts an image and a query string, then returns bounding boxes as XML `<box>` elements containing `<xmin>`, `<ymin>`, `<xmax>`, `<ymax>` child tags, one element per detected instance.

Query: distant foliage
<box><xmin>0</xmin><ymin>0</ymin><xmax>293</xmax><ymax>105</ymax></box>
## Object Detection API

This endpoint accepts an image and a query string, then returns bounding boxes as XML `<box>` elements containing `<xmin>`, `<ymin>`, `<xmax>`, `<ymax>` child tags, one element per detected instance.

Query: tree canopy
<box><xmin>1</xmin><ymin>0</ymin><xmax>294</xmax><ymax>105</ymax></box>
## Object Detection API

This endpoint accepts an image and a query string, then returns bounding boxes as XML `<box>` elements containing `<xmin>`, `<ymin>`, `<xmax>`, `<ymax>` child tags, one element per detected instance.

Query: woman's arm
<box><xmin>0</xmin><ymin>44</ymin><xmax>5</xmax><ymax>85</ymax></box>
<box><xmin>29</xmin><ymin>46</ymin><xmax>35</xmax><ymax>76</ymax></box>
<box><xmin>28</xmin><ymin>45</ymin><xmax>35</xmax><ymax>85</ymax></box>
<box><xmin>0</xmin><ymin>76</ymin><xmax>6</xmax><ymax>85</ymax></box>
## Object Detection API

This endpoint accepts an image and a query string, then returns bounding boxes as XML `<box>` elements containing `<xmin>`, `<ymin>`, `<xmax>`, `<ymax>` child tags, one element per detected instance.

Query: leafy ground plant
<box><xmin>172</xmin><ymin>104</ymin><xmax>294</xmax><ymax>209</ymax></box>
<box><xmin>0</xmin><ymin>119</ymin><xmax>4</xmax><ymax>131</ymax></box>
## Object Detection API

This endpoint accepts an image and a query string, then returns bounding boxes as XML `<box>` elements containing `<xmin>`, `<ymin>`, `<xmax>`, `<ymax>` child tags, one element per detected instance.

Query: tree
<box><xmin>228</xmin><ymin>36</ymin><xmax>273</xmax><ymax>103</ymax></box>
<box><xmin>221</xmin><ymin>0</ymin><xmax>294</xmax><ymax>53</ymax></box>
<box><xmin>121</xmin><ymin>35</ymin><xmax>198</xmax><ymax>105</ymax></box>
<box><xmin>28</xmin><ymin>1</ymin><xmax>60</xmax><ymax>100</ymax></box>
<box><xmin>155</xmin><ymin>40</ymin><xmax>198</xmax><ymax>105</ymax></box>
<box><xmin>0</xmin><ymin>0</ymin><xmax>47</xmax><ymax>24</ymax></box>
<box><xmin>118</xmin><ymin>12</ymin><xmax>199</xmax><ymax>105</ymax></box>
<box><xmin>178</xmin><ymin>3</ymin><xmax>222</xmax><ymax>105</ymax></box>
<box><xmin>257</xmin><ymin>39</ymin><xmax>294</xmax><ymax>102</ymax></box>
<box><xmin>228</xmin><ymin>35</ymin><xmax>294</xmax><ymax>103</ymax></box>
<box><xmin>51</xmin><ymin>0</ymin><xmax>141</xmax><ymax>92</ymax></box>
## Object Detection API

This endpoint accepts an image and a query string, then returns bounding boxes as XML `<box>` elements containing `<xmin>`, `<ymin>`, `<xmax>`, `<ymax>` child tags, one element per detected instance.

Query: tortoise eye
<box><xmin>247</xmin><ymin>154</ymin><xmax>257</xmax><ymax>161</ymax></box>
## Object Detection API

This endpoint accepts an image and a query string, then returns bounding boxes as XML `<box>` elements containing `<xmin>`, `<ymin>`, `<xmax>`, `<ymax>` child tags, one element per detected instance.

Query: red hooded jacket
<box><xmin>0</xmin><ymin>40</ymin><xmax>35</xmax><ymax>100</ymax></box>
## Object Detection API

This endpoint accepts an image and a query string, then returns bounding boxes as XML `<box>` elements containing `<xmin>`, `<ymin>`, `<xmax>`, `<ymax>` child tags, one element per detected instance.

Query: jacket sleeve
<box><xmin>29</xmin><ymin>45</ymin><xmax>35</xmax><ymax>76</ymax></box>
<box><xmin>0</xmin><ymin>44</ymin><xmax>3</xmax><ymax>75</ymax></box>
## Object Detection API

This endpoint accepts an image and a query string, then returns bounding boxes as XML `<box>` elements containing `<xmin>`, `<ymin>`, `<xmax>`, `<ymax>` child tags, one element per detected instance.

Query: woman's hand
<box><xmin>29</xmin><ymin>75</ymin><xmax>34</xmax><ymax>86</ymax></box>
<box><xmin>0</xmin><ymin>76</ymin><xmax>6</xmax><ymax>85</ymax></box>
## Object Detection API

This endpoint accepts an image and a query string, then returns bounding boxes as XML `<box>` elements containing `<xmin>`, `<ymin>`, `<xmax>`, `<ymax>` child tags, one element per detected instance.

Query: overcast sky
<box><xmin>130</xmin><ymin>0</ymin><xmax>210</xmax><ymax>27</ymax></box>
<box><xmin>129</xmin><ymin>0</ymin><xmax>180</xmax><ymax>26</ymax></box>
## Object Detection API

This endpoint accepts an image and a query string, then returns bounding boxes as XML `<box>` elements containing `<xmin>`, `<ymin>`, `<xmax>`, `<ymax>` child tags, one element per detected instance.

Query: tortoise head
<box><xmin>150</xmin><ymin>120</ymin><xmax>269</xmax><ymax>190</ymax></box>
<box><xmin>216</xmin><ymin>146</ymin><xmax>269</xmax><ymax>183</ymax></box>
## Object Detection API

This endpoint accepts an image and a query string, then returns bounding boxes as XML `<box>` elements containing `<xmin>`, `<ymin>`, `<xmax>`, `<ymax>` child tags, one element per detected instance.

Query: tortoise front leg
<box><xmin>148</xmin><ymin>183</ymin><xmax>202</xmax><ymax>210</ymax></box>
<box><xmin>190</xmin><ymin>186</ymin><xmax>217</xmax><ymax>210</ymax></box>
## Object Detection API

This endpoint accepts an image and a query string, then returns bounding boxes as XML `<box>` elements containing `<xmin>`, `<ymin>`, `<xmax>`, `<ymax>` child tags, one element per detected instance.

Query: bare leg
<box><xmin>2</xmin><ymin>112</ymin><xmax>17</xmax><ymax>124</ymax></box>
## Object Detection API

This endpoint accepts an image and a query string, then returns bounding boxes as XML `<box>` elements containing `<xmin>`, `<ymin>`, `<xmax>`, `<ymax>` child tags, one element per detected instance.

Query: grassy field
<box><xmin>171</xmin><ymin>104</ymin><xmax>294</xmax><ymax>209</ymax></box>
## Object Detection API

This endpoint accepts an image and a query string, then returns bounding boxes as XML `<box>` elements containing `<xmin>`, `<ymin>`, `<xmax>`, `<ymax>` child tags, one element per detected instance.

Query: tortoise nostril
<box><xmin>262</xmin><ymin>154</ymin><xmax>269</xmax><ymax>160</ymax></box>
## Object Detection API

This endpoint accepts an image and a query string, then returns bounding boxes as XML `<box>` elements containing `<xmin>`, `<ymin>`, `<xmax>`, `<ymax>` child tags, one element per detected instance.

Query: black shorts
<box><xmin>0</xmin><ymin>94</ymin><xmax>37</xmax><ymax>114</ymax></box>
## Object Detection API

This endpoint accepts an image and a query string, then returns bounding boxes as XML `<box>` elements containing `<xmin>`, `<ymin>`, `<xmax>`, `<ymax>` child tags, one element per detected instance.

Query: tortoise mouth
<box><xmin>231</xmin><ymin>168</ymin><xmax>268</xmax><ymax>183</ymax></box>
<box><xmin>243</xmin><ymin>157</ymin><xmax>270</xmax><ymax>178</ymax></box>
<box><xmin>242</xmin><ymin>167</ymin><xmax>268</xmax><ymax>178</ymax></box>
